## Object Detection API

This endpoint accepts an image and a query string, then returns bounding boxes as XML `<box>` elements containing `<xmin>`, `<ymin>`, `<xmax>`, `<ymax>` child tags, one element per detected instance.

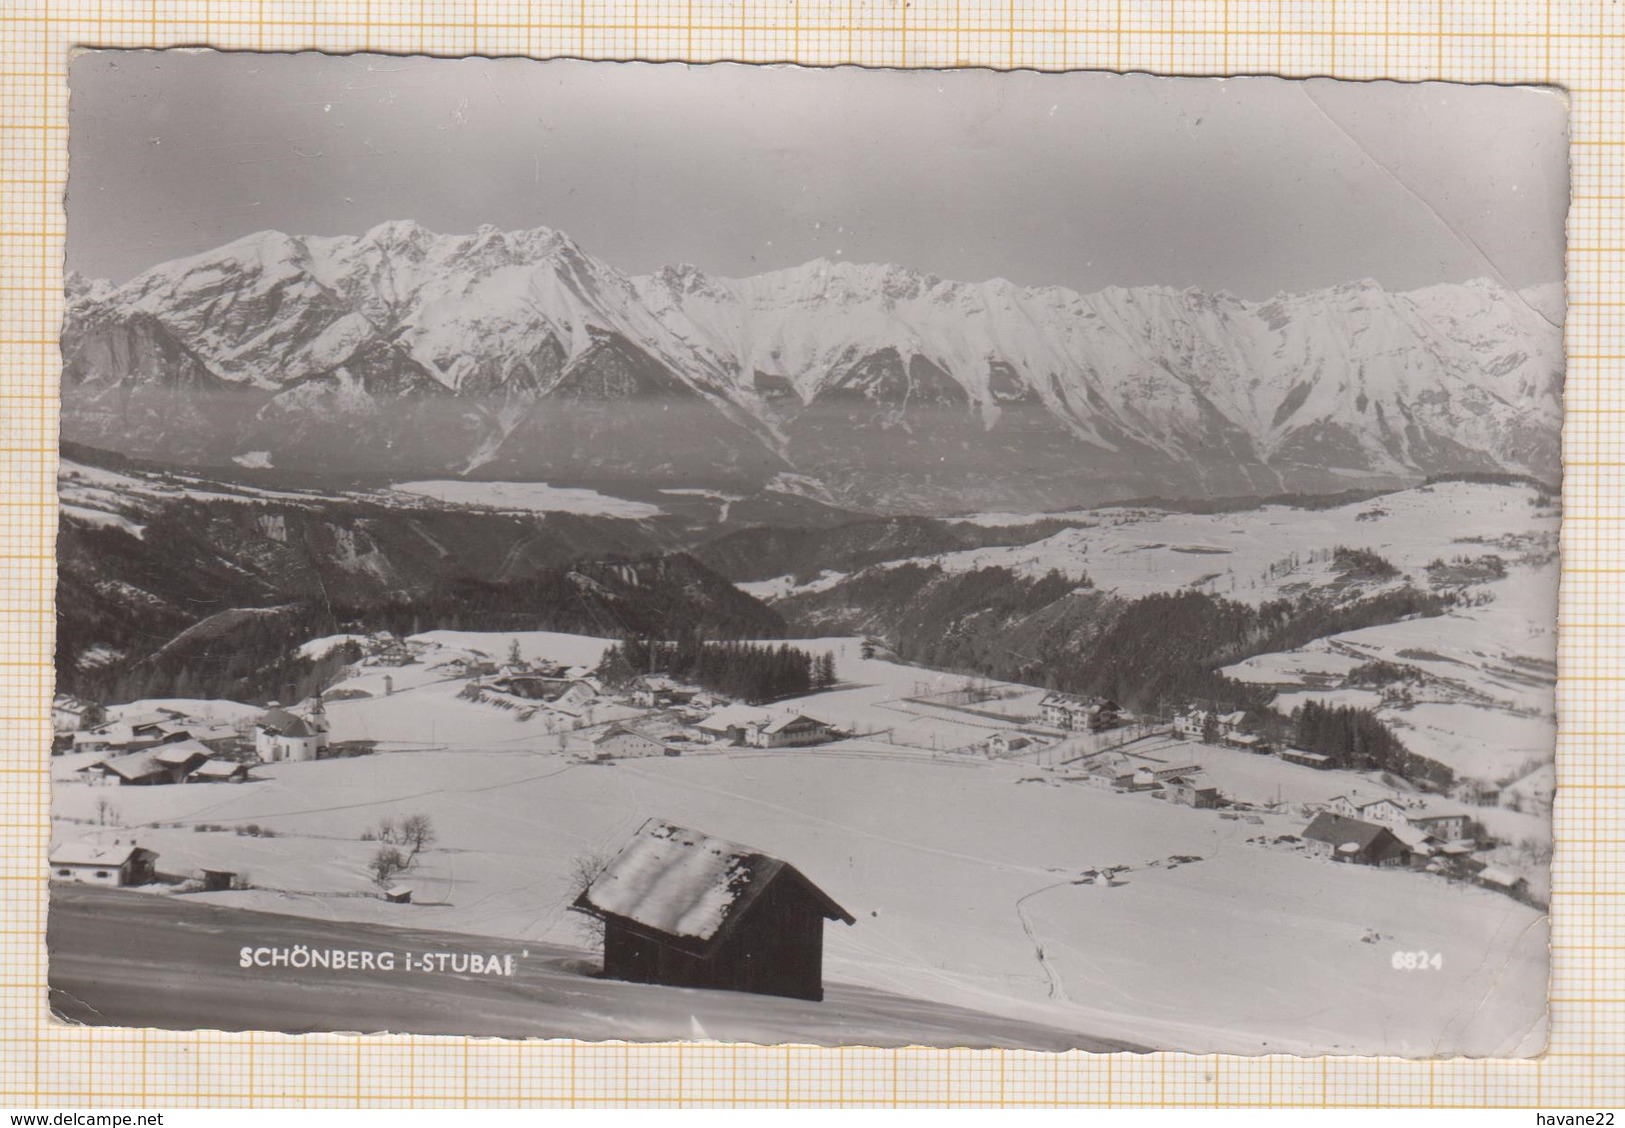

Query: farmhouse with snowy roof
<box><xmin>80</xmin><ymin>739</ymin><xmax>214</xmax><ymax>786</ymax></box>
<box><xmin>589</xmin><ymin>725</ymin><xmax>683</xmax><ymax>760</ymax></box>
<box><xmin>1301</xmin><ymin>812</ymin><xmax>1411</xmax><ymax>868</ymax></box>
<box><xmin>1164</xmin><ymin>776</ymin><xmax>1221</xmax><ymax>809</ymax></box>
<box><xmin>49</xmin><ymin>838</ymin><xmax>157</xmax><ymax>887</ymax></box>
<box><xmin>695</xmin><ymin>704</ymin><xmax>769</xmax><ymax>741</ymax></box>
<box><xmin>746</xmin><ymin>713</ymin><xmax>836</xmax><ymax>749</ymax></box>
<box><xmin>572</xmin><ymin>818</ymin><xmax>855</xmax><ymax>1001</ymax></box>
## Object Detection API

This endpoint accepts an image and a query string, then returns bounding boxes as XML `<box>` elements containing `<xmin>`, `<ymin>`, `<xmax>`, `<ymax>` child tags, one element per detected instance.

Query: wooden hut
<box><xmin>572</xmin><ymin>818</ymin><xmax>854</xmax><ymax>1002</ymax></box>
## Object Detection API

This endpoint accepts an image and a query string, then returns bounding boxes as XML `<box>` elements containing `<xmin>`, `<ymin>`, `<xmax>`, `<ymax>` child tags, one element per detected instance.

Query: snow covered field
<box><xmin>52</xmin><ymin>637</ymin><xmax>1546</xmax><ymax>1056</ymax></box>
<box><xmin>771</xmin><ymin>481</ymin><xmax>1557</xmax><ymax>608</ymax></box>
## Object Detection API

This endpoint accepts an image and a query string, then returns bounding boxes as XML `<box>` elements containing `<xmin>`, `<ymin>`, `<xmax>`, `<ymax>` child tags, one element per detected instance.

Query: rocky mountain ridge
<box><xmin>63</xmin><ymin>222</ymin><xmax>1564</xmax><ymax>512</ymax></box>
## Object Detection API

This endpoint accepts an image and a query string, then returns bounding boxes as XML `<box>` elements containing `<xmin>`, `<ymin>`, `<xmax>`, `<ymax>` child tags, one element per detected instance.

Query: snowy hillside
<box><xmin>805</xmin><ymin>479</ymin><xmax>1560</xmax><ymax>605</ymax></box>
<box><xmin>52</xmin><ymin>637</ymin><xmax>1546</xmax><ymax>1055</ymax></box>
<box><xmin>62</xmin><ymin>222</ymin><xmax>1562</xmax><ymax>510</ymax></box>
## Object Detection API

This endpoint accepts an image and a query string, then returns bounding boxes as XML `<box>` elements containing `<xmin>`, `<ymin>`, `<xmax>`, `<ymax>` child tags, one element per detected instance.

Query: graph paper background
<box><xmin>0</xmin><ymin>0</ymin><xmax>1620</xmax><ymax>1108</ymax></box>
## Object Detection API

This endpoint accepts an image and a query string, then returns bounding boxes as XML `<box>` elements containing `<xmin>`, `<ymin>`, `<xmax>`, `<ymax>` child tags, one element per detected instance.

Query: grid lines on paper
<box><xmin>0</xmin><ymin>0</ymin><xmax>1621</xmax><ymax>1109</ymax></box>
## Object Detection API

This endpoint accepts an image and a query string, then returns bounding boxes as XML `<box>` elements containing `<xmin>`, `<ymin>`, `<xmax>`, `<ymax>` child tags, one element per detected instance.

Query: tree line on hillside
<box><xmin>350</xmin><ymin>556</ymin><xmax>783</xmax><ymax>641</ymax></box>
<box><xmin>596</xmin><ymin>635</ymin><xmax>836</xmax><ymax>705</ymax></box>
<box><xmin>57</xmin><ymin>546</ymin><xmax>784</xmax><ymax>704</ymax></box>
<box><xmin>66</xmin><ymin>599</ymin><xmax>363</xmax><ymax>707</ymax></box>
<box><xmin>1291</xmin><ymin>700</ymin><xmax>1455</xmax><ymax>788</ymax></box>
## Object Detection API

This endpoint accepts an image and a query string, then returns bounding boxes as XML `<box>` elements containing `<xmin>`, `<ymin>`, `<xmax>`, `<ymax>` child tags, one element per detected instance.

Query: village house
<box><xmin>1121</xmin><ymin>767</ymin><xmax>1162</xmax><ymax>793</ymax></box>
<box><xmin>745</xmin><ymin>714</ymin><xmax>837</xmax><ymax>749</ymax></box>
<box><xmin>1476</xmin><ymin>866</ymin><xmax>1531</xmax><ymax>899</ymax></box>
<box><xmin>630</xmin><ymin>675</ymin><xmax>697</xmax><ymax>709</ymax></box>
<box><xmin>83</xmin><ymin>739</ymin><xmax>214</xmax><ymax>786</ymax></box>
<box><xmin>1408</xmin><ymin>808</ymin><xmax>1475</xmax><ymax>842</ymax></box>
<box><xmin>1457</xmin><ymin>778</ymin><xmax>1502</xmax><ymax>807</ymax></box>
<box><xmin>1351</xmin><ymin>798</ymin><xmax>1409</xmax><ymax>826</ymax></box>
<box><xmin>1164</xmin><ymin>776</ymin><xmax>1221</xmax><ymax>809</ymax></box>
<box><xmin>695</xmin><ymin>704</ymin><xmax>773</xmax><ymax>745</ymax></box>
<box><xmin>120</xmin><ymin>709</ymin><xmax>189</xmax><ymax>742</ymax></box>
<box><xmin>1171</xmin><ymin>708</ymin><xmax>1211</xmax><ymax>740</ymax></box>
<box><xmin>71</xmin><ymin>719</ymin><xmax>168</xmax><ymax>756</ymax></box>
<box><xmin>49</xmin><ymin>839</ymin><xmax>157</xmax><ymax>887</ymax></box>
<box><xmin>589</xmin><ymin>726</ymin><xmax>681</xmax><ymax>760</ymax></box>
<box><xmin>489</xmin><ymin>674</ymin><xmax>596</xmax><ymax>709</ymax></box>
<box><xmin>364</xmin><ymin>633</ymin><xmax>415</xmax><ymax>667</ymax></box>
<box><xmin>1389</xmin><ymin>821</ymin><xmax>1436</xmax><ymax>860</ymax></box>
<box><xmin>1300</xmin><ymin>812</ymin><xmax>1412</xmax><ymax>867</ymax></box>
<box><xmin>986</xmin><ymin>732</ymin><xmax>1037</xmax><ymax>757</ymax></box>
<box><xmin>1040</xmin><ymin>692</ymin><xmax>1121</xmax><ymax>732</ymax></box>
<box><xmin>1216</xmin><ymin>710</ymin><xmax>1248</xmax><ymax>736</ymax></box>
<box><xmin>176</xmin><ymin>723</ymin><xmax>243</xmax><ymax>754</ymax></box>
<box><xmin>1222</xmin><ymin>730</ymin><xmax>1267</xmax><ymax>752</ymax></box>
<box><xmin>1090</xmin><ymin>766</ymin><xmax>1137</xmax><ymax>790</ymax></box>
<box><xmin>52</xmin><ymin>694</ymin><xmax>94</xmax><ymax>735</ymax></box>
<box><xmin>572</xmin><ymin>818</ymin><xmax>855</xmax><ymax>1002</ymax></box>
<box><xmin>1148</xmin><ymin>762</ymin><xmax>1203</xmax><ymax>782</ymax></box>
<box><xmin>254</xmin><ymin>699</ymin><xmax>331</xmax><ymax>763</ymax></box>
<box><xmin>1278</xmin><ymin>747</ymin><xmax>1334</xmax><ymax>770</ymax></box>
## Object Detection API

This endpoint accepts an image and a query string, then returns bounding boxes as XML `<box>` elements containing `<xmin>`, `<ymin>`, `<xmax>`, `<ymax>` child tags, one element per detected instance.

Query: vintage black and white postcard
<box><xmin>51</xmin><ymin>52</ymin><xmax>1563</xmax><ymax>1056</ymax></box>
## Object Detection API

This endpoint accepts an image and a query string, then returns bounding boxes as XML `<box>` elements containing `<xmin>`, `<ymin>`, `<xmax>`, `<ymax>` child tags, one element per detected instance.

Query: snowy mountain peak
<box><xmin>361</xmin><ymin>218</ymin><xmax>435</xmax><ymax>252</ymax></box>
<box><xmin>62</xmin><ymin>222</ymin><xmax>1564</xmax><ymax>511</ymax></box>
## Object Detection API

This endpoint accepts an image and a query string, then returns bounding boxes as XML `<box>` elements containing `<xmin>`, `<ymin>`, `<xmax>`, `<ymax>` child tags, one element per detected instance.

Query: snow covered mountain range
<box><xmin>62</xmin><ymin>221</ymin><xmax>1564</xmax><ymax>512</ymax></box>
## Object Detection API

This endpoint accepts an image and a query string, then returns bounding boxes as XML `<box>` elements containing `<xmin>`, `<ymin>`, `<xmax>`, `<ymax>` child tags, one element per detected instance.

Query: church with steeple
<box><xmin>253</xmin><ymin>695</ymin><xmax>331</xmax><ymax>763</ymax></box>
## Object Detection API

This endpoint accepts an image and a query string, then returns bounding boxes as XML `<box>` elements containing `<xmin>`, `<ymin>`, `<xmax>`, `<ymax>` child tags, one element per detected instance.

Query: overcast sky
<box><xmin>67</xmin><ymin>51</ymin><xmax>1567</xmax><ymax>297</ymax></box>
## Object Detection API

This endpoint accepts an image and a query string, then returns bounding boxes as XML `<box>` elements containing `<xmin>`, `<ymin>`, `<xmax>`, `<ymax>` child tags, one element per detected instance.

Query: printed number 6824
<box><xmin>1391</xmin><ymin>950</ymin><xmax>1443</xmax><ymax>970</ymax></box>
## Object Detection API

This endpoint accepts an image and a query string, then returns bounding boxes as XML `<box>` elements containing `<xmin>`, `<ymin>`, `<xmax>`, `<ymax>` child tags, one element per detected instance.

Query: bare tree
<box><xmin>369</xmin><ymin>845</ymin><xmax>409</xmax><ymax>889</ymax></box>
<box><xmin>566</xmin><ymin>848</ymin><xmax>613</xmax><ymax>947</ymax></box>
<box><xmin>94</xmin><ymin>797</ymin><xmax>119</xmax><ymax>827</ymax></box>
<box><xmin>399</xmin><ymin>813</ymin><xmax>436</xmax><ymax>864</ymax></box>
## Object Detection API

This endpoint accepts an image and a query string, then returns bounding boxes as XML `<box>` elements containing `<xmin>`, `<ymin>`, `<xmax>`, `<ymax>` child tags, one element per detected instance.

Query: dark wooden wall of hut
<box><xmin>602</xmin><ymin>877</ymin><xmax>830</xmax><ymax>1001</ymax></box>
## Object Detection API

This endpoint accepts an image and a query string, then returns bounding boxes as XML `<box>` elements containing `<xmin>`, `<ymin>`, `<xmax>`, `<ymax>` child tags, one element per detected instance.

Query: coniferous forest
<box><xmin>596</xmin><ymin>635</ymin><xmax>837</xmax><ymax>705</ymax></box>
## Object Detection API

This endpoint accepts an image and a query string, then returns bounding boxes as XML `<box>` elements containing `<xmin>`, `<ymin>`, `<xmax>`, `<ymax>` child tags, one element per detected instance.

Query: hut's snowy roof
<box><xmin>574</xmin><ymin>819</ymin><xmax>852</xmax><ymax>948</ymax></box>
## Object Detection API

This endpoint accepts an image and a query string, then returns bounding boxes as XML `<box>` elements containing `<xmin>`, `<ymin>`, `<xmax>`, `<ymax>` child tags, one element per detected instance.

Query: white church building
<box><xmin>254</xmin><ymin>697</ymin><xmax>330</xmax><ymax>763</ymax></box>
